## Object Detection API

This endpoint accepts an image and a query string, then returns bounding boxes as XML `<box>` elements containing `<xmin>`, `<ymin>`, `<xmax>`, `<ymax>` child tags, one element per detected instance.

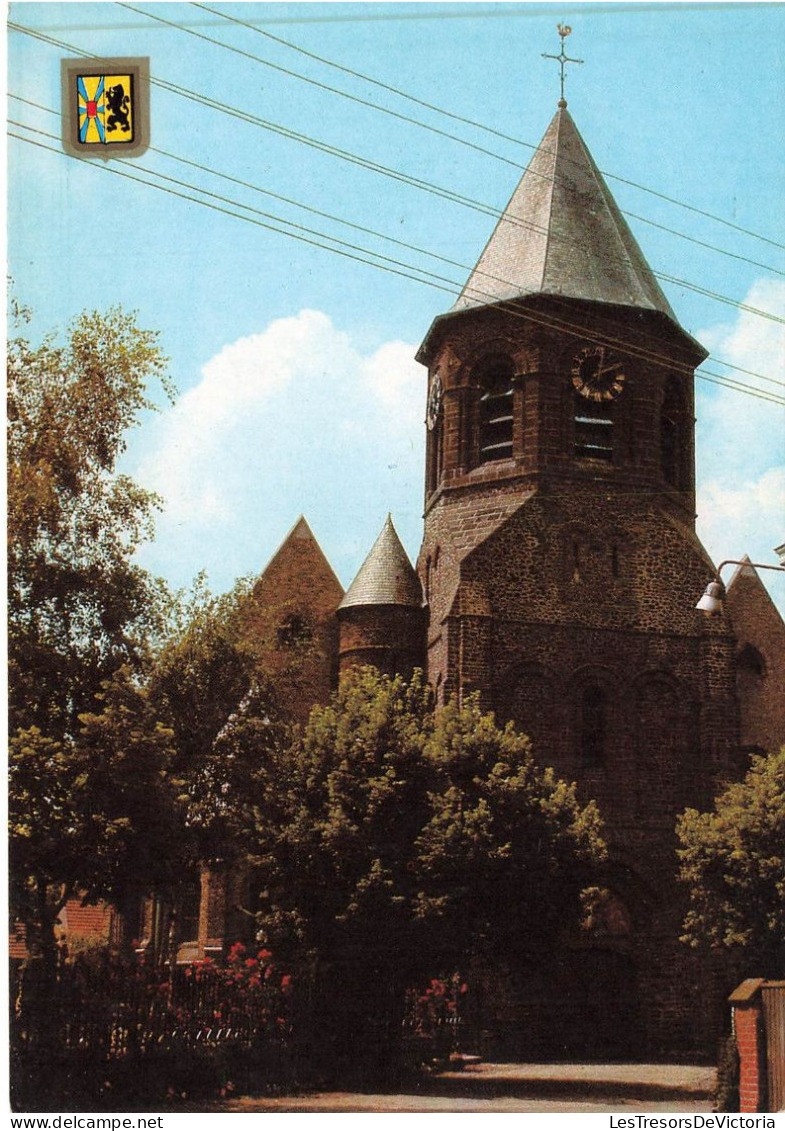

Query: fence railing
<box><xmin>11</xmin><ymin>953</ymin><xmax>295</xmax><ymax>1109</ymax></box>
<box><xmin>12</xmin><ymin>954</ymin><xmax>290</xmax><ymax>1055</ymax></box>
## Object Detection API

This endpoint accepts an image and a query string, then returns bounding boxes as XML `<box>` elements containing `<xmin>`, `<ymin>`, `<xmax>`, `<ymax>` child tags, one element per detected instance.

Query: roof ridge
<box><xmin>538</xmin><ymin>108</ymin><xmax>560</xmax><ymax>294</ymax></box>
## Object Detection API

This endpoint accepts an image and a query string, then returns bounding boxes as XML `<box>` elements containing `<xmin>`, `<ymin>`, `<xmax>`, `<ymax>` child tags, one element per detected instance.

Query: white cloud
<box><xmin>698</xmin><ymin>467</ymin><xmax>785</xmax><ymax>553</ymax></box>
<box><xmin>697</xmin><ymin>278</ymin><xmax>785</xmax><ymax>481</ymax></box>
<box><xmin>700</xmin><ymin>278</ymin><xmax>785</xmax><ymax>372</ymax></box>
<box><xmin>696</xmin><ymin>279</ymin><xmax>785</xmax><ymax>613</ymax></box>
<box><xmin>131</xmin><ymin>310</ymin><xmax>425</xmax><ymax>589</ymax></box>
<box><xmin>130</xmin><ymin>288</ymin><xmax>784</xmax><ymax>612</ymax></box>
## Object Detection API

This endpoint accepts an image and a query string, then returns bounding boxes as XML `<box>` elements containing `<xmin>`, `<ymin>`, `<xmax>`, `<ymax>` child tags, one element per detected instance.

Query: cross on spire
<box><xmin>542</xmin><ymin>23</ymin><xmax>583</xmax><ymax>108</ymax></box>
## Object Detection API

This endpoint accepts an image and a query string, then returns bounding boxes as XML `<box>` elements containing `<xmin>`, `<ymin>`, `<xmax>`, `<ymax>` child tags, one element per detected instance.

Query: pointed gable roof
<box><xmin>255</xmin><ymin>514</ymin><xmax>344</xmax><ymax>607</ymax></box>
<box><xmin>725</xmin><ymin>555</ymin><xmax>785</xmax><ymax>628</ymax></box>
<box><xmin>339</xmin><ymin>515</ymin><xmax>423</xmax><ymax>610</ymax></box>
<box><xmin>453</xmin><ymin>106</ymin><xmax>677</xmax><ymax>319</ymax></box>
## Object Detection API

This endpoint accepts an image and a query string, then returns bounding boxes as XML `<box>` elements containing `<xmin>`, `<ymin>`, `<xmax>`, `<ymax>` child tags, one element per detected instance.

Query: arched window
<box><xmin>276</xmin><ymin>612</ymin><xmax>312</xmax><ymax>649</ymax></box>
<box><xmin>611</xmin><ymin>543</ymin><xmax>621</xmax><ymax>579</ymax></box>
<box><xmin>477</xmin><ymin>354</ymin><xmax>515</xmax><ymax>463</ymax></box>
<box><xmin>660</xmin><ymin>377</ymin><xmax>684</xmax><ymax>488</ymax></box>
<box><xmin>736</xmin><ymin>643</ymin><xmax>766</xmax><ymax>677</ymax></box>
<box><xmin>580</xmin><ymin>685</ymin><xmax>606</xmax><ymax>764</ymax></box>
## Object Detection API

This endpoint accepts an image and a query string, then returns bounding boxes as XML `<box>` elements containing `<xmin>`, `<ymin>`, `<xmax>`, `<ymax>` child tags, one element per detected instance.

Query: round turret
<box><xmin>337</xmin><ymin>515</ymin><xmax>425</xmax><ymax>680</ymax></box>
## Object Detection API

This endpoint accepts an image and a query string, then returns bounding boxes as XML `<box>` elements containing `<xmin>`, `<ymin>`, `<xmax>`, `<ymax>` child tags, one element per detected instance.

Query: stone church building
<box><xmin>169</xmin><ymin>102</ymin><xmax>785</xmax><ymax>1058</ymax></box>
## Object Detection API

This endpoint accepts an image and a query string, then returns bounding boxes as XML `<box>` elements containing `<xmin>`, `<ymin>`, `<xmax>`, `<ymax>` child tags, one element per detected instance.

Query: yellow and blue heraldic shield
<box><xmin>77</xmin><ymin>73</ymin><xmax>134</xmax><ymax>145</ymax></box>
<box><xmin>62</xmin><ymin>58</ymin><xmax>149</xmax><ymax>159</ymax></box>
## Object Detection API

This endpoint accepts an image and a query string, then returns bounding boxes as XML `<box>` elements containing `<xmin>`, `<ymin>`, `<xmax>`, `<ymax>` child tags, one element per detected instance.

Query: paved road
<box><xmin>216</xmin><ymin>1062</ymin><xmax>717</xmax><ymax>1114</ymax></box>
<box><xmin>220</xmin><ymin>1093</ymin><xmax>712</xmax><ymax>1113</ymax></box>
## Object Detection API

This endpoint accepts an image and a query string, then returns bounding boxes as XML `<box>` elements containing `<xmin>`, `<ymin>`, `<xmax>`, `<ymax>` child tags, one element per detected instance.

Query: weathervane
<box><xmin>542</xmin><ymin>23</ymin><xmax>583</xmax><ymax>108</ymax></box>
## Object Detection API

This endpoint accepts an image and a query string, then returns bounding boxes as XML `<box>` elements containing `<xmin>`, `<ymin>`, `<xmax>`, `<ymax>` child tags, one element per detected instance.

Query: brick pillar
<box><xmin>199</xmin><ymin>865</ymin><xmax>228</xmax><ymax>961</ymax></box>
<box><xmin>729</xmin><ymin>979</ymin><xmax>766</xmax><ymax>1112</ymax></box>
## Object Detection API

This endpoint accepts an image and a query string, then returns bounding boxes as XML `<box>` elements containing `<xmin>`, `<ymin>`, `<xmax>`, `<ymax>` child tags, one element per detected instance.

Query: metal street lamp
<box><xmin>696</xmin><ymin>558</ymin><xmax>785</xmax><ymax>616</ymax></box>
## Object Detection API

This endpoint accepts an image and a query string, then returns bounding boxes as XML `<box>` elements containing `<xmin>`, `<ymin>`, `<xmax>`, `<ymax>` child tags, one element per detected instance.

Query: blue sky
<box><xmin>8</xmin><ymin>1</ymin><xmax>785</xmax><ymax>613</ymax></box>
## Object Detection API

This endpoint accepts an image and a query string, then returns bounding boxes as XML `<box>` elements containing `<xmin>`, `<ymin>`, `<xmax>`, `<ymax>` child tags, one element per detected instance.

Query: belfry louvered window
<box><xmin>574</xmin><ymin>397</ymin><xmax>614</xmax><ymax>462</ymax></box>
<box><xmin>478</xmin><ymin>355</ymin><xmax>515</xmax><ymax>462</ymax></box>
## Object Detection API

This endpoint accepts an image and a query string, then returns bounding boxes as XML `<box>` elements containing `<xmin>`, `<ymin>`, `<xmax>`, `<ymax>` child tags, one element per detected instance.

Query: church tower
<box><xmin>416</xmin><ymin>102</ymin><xmax>742</xmax><ymax>1057</ymax></box>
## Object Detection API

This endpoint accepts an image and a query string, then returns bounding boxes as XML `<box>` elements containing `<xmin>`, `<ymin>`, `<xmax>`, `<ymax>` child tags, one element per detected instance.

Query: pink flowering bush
<box><xmin>11</xmin><ymin>943</ymin><xmax>295</xmax><ymax>1110</ymax></box>
<box><xmin>403</xmin><ymin>973</ymin><xmax>468</xmax><ymax>1066</ymax></box>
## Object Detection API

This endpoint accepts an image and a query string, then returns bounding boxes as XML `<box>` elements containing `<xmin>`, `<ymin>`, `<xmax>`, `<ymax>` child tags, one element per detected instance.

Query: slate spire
<box><xmin>454</xmin><ymin>106</ymin><xmax>678</xmax><ymax>322</ymax></box>
<box><xmin>339</xmin><ymin>515</ymin><xmax>423</xmax><ymax>609</ymax></box>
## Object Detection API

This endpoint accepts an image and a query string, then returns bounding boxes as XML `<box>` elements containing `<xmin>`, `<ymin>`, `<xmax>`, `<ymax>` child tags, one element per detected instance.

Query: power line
<box><xmin>193</xmin><ymin>1</ymin><xmax>785</xmax><ymax>254</ymax></box>
<box><xmin>36</xmin><ymin>3</ymin><xmax>782</xmax><ymax>30</ymax></box>
<box><xmin>10</xmin><ymin>110</ymin><xmax>784</xmax><ymax>402</ymax></box>
<box><xmin>9</xmin><ymin>123</ymin><xmax>785</xmax><ymax>410</ymax></box>
<box><xmin>119</xmin><ymin>1</ymin><xmax>785</xmax><ymax>281</ymax></box>
<box><xmin>10</xmin><ymin>20</ymin><xmax>783</xmax><ymax>331</ymax></box>
<box><xmin>12</xmin><ymin>90</ymin><xmax>784</xmax><ymax>396</ymax></box>
<box><xmin>706</xmin><ymin>357</ymin><xmax>785</xmax><ymax>391</ymax></box>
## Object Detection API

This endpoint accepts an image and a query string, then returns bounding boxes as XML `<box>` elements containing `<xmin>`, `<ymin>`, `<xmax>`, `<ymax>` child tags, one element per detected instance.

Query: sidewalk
<box><xmin>216</xmin><ymin>1062</ymin><xmax>717</xmax><ymax>1114</ymax></box>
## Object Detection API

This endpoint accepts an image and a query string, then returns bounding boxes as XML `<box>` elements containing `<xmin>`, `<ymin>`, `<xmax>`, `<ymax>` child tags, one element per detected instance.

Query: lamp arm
<box><xmin>714</xmin><ymin>560</ymin><xmax>785</xmax><ymax>584</ymax></box>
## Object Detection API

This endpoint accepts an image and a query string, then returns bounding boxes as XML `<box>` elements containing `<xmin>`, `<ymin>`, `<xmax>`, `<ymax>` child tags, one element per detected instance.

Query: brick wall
<box><xmin>730</xmin><ymin>980</ymin><xmax>767</xmax><ymax>1112</ymax></box>
<box><xmin>338</xmin><ymin>602</ymin><xmax>425</xmax><ymax>681</ymax></box>
<box><xmin>725</xmin><ymin>565</ymin><xmax>785</xmax><ymax>759</ymax></box>
<box><xmin>238</xmin><ymin>516</ymin><xmax>344</xmax><ymax>725</ymax></box>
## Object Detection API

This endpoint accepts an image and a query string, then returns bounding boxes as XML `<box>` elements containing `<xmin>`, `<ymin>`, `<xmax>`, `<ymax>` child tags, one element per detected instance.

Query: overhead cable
<box><xmin>193</xmin><ymin>0</ymin><xmax>785</xmax><ymax>253</ymax></box>
<box><xmin>9</xmin><ymin>123</ymin><xmax>785</xmax><ymax>409</ymax></box>
<box><xmin>9</xmin><ymin>20</ymin><xmax>783</xmax><ymax>330</ymax></box>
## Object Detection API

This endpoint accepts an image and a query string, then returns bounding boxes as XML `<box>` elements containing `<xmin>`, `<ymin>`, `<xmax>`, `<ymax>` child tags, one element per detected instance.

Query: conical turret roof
<box><xmin>453</xmin><ymin>106</ymin><xmax>677</xmax><ymax>318</ymax></box>
<box><xmin>339</xmin><ymin>515</ymin><xmax>423</xmax><ymax>610</ymax></box>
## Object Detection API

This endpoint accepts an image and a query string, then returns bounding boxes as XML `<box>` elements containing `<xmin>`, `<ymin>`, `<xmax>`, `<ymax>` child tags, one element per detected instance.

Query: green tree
<box><xmin>8</xmin><ymin>305</ymin><xmax>173</xmax><ymax>737</ymax></box>
<box><xmin>149</xmin><ymin>577</ymin><xmax>288</xmax><ymax>866</ymax></box>
<box><xmin>676</xmin><ymin>750</ymin><xmax>785</xmax><ymax>976</ymax></box>
<box><xmin>415</xmin><ymin>695</ymin><xmax>606</xmax><ymax>967</ymax></box>
<box><xmin>8</xmin><ymin>306</ymin><xmax>176</xmax><ymax>968</ymax></box>
<box><xmin>254</xmin><ymin>667</ymin><xmax>606</xmax><ymax>1080</ymax></box>
<box><xmin>9</xmin><ymin>671</ymin><xmax>181</xmax><ymax>960</ymax></box>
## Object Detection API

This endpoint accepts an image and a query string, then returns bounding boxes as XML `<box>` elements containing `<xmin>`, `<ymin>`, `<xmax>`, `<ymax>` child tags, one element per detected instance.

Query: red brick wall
<box><xmin>239</xmin><ymin>518</ymin><xmax>344</xmax><ymax>724</ymax></box>
<box><xmin>725</xmin><ymin>566</ymin><xmax>785</xmax><ymax>759</ymax></box>
<box><xmin>338</xmin><ymin>603</ymin><xmax>425</xmax><ymax>681</ymax></box>
<box><xmin>730</xmin><ymin>981</ymin><xmax>767</xmax><ymax>1112</ymax></box>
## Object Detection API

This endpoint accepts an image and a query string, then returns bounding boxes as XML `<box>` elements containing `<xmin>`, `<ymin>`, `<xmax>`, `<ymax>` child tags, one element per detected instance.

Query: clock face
<box><xmin>426</xmin><ymin>373</ymin><xmax>442</xmax><ymax>430</ymax></box>
<box><xmin>572</xmin><ymin>346</ymin><xmax>626</xmax><ymax>402</ymax></box>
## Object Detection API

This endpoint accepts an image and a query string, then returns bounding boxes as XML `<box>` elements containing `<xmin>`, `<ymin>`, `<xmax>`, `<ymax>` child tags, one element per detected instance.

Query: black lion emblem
<box><xmin>105</xmin><ymin>83</ymin><xmax>131</xmax><ymax>134</ymax></box>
